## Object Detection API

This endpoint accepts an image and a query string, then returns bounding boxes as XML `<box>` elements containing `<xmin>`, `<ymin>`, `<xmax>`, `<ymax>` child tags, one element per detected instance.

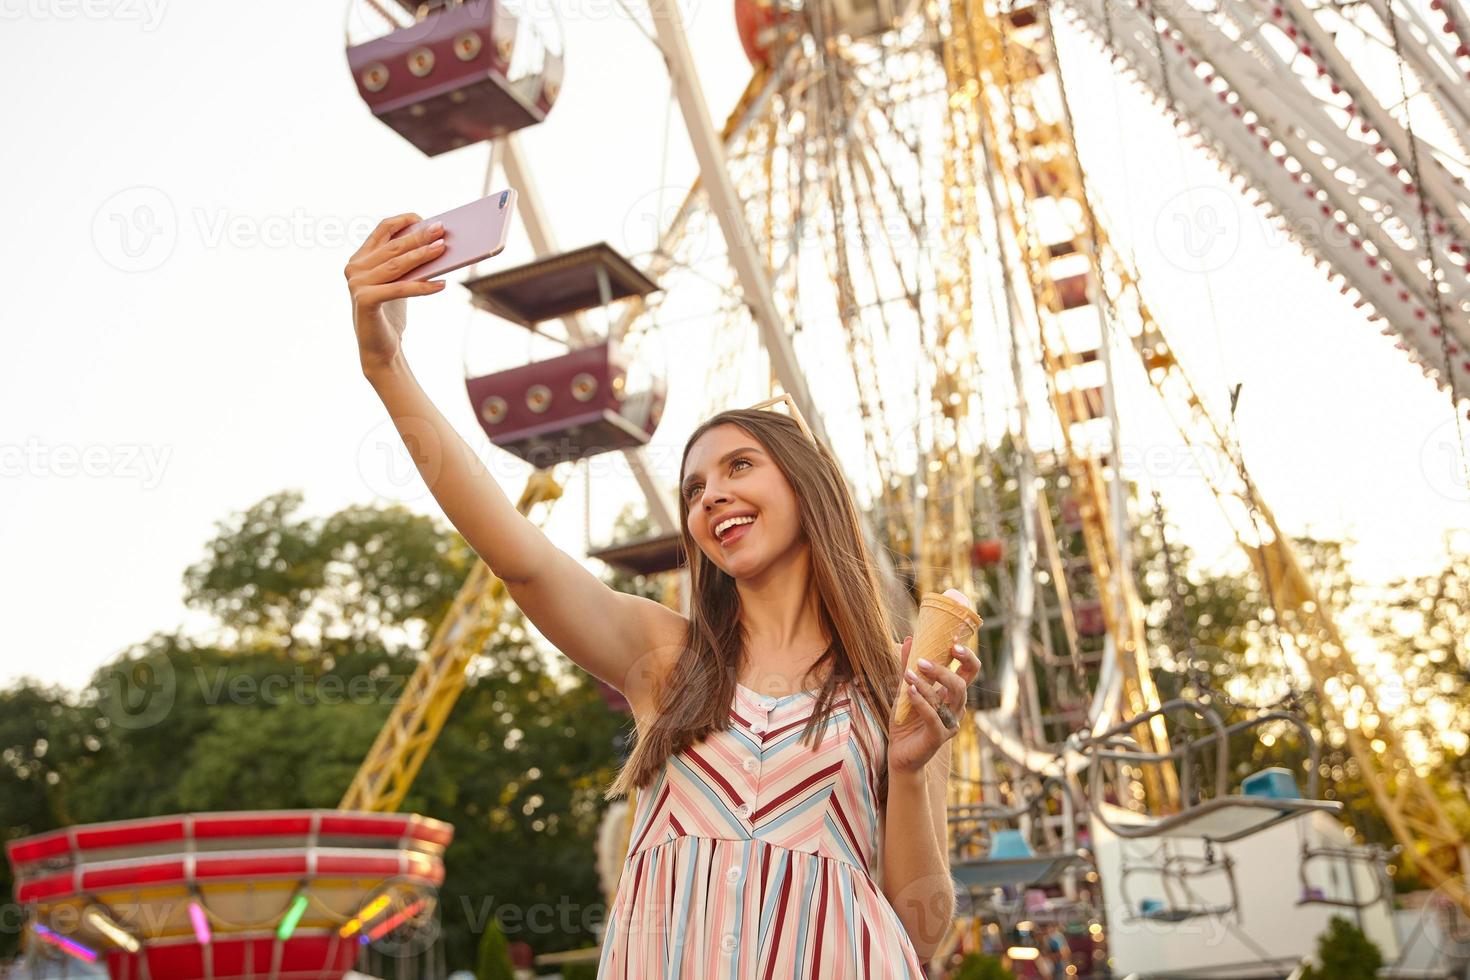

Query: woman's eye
<box><xmin>684</xmin><ymin>459</ymin><xmax>750</xmax><ymax>502</ymax></box>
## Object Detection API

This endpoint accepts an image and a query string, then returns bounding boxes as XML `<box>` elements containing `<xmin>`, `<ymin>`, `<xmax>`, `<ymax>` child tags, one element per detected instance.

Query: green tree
<box><xmin>181</xmin><ymin>490</ymin><xmax>471</xmax><ymax>658</ymax></box>
<box><xmin>1299</xmin><ymin>914</ymin><xmax>1384</xmax><ymax>980</ymax></box>
<box><xmin>474</xmin><ymin>918</ymin><xmax>514</xmax><ymax>980</ymax></box>
<box><xmin>0</xmin><ymin>681</ymin><xmax>89</xmax><ymax>960</ymax></box>
<box><xmin>952</xmin><ymin>952</ymin><xmax>1016</xmax><ymax>980</ymax></box>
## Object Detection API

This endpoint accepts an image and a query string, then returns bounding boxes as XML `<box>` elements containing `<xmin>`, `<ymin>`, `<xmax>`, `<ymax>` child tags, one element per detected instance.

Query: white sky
<box><xmin>2</xmin><ymin>1</ymin><xmax>1466</xmax><ymax>691</ymax></box>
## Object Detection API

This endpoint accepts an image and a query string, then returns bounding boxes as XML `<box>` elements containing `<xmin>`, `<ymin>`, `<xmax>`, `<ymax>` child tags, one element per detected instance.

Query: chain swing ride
<box><xmin>10</xmin><ymin>0</ymin><xmax>1470</xmax><ymax>975</ymax></box>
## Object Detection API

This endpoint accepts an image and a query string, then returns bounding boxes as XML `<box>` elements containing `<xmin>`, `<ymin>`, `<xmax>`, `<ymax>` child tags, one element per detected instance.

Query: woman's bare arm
<box><xmin>363</xmin><ymin>355</ymin><xmax>682</xmax><ymax>702</ymax></box>
<box><xmin>347</xmin><ymin>214</ymin><xmax>683</xmax><ymax>704</ymax></box>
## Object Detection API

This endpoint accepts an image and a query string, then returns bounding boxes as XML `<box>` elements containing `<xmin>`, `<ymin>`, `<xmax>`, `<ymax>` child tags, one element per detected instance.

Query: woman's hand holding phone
<box><xmin>344</xmin><ymin>212</ymin><xmax>448</xmax><ymax>375</ymax></box>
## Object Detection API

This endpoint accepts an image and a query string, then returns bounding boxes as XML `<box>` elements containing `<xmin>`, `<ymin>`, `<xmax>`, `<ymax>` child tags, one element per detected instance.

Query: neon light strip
<box><xmin>188</xmin><ymin>900</ymin><xmax>212</xmax><ymax>945</ymax></box>
<box><xmin>339</xmin><ymin>893</ymin><xmax>393</xmax><ymax>938</ymax></box>
<box><xmin>34</xmin><ymin>923</ymin><xmax>99</xmax><ymax>963</ymax></box>
<box><xmin>361</xmin><ymin>900</ymin><xmax>426</xmax><ymax>944</ymax></box>
<box><xmin>84</xmin><ymin>909</ymin><xmax>140</xmax><ymax>954</ymax></box>
<box><xmin>276</xmin><ymin>893</ymin><xmax>309</xmax><ymax>942</ymax></box>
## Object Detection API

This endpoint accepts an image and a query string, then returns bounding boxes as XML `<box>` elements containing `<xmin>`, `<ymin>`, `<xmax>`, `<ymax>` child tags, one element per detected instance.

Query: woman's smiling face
<box><xmin>681</xmin><ymin>423</ymin><xmax>804</xmax><ymax>577</ymax></box>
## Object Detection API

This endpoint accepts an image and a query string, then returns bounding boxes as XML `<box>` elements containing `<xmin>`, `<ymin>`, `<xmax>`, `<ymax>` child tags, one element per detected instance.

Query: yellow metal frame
<box><xmin>339</xmin><ymin>469</ymin><xmax>565</xmax><ymax>812</ymax></box>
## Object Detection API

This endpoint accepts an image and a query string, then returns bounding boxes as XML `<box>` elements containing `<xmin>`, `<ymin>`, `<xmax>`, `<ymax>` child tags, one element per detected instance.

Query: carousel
<box><xmin>7</xmin><ymin>810</ymin><xmax>452</xmax><ymax>980</ymax></box>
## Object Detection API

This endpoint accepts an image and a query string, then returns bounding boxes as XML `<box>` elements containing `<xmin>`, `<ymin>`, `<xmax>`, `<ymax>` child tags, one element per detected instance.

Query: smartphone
<box><xmin>389</xmin><ymin>189</ymin><xmax>518</xmax><ymax>283</ymax></box>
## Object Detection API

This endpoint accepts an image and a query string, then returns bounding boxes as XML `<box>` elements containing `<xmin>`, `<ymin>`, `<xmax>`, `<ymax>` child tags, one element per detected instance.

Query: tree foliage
<box><xmin>1299</xmin><ymin>914</ymin><xmax>1384</xmax><ymax>980</ymax></box>
<box><xmin>474</xmin><ymin>918</ymin><xmax>514</xmax><ymax>980</ymax></box>
<box><xmin>0</xmin><ymin>492</ymin><xmax>632</xmax><ymax>968</ymax></box>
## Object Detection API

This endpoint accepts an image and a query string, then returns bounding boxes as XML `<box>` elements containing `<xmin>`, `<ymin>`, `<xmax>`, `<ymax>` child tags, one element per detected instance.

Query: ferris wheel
<box><xmin>333</xmin><ymin>0</ymin><xmax>1467</xmax><ymax>973</ymax></box>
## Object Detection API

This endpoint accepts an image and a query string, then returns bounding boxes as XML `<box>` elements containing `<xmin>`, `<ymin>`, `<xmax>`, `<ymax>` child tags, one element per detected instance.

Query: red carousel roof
<box><xmin>9</xmin><ymin>810</ymin><xmax>454</xmax><ymax>980</ymax></box>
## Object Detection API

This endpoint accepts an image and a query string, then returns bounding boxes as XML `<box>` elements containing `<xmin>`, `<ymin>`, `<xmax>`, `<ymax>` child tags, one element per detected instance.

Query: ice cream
<box><xmin>894</xmin><ymin>589</ymin><xmax>982</xmax><ymax>725</ymax></box>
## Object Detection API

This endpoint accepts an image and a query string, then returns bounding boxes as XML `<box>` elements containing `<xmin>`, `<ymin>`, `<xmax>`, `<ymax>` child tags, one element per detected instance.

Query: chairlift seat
<box><xmin>1241</xmin><ymin>767</ymin><xmax>1301</xmax><ymax>800</ymax></box>
<box><xmin>463</xmin><ymin>243</ymin><xmax>659</xmax><ymax>327</ymax></box>
<box><xmin>952</xmin><ymin>854</ymin><xmax>1085</xmax><ymax>891</ymax></box>
<box><xmin>1135</xmin><ymin>898</ymin><xmax>1231</xmax><ymax>923</ymax></box>
<box><xmin>990</xmin><ymin>830</ymin><xmax>1034</xmax><ymax>859</ymax></box>
<box><xmin>1086</xmin><ymin>700</ymin><xmax>1343</xmax><ymax>844</ymax></box>
<box><xmin>1143</xmin><ymin>795</ymin><xmax>1341</xmax><ymax>843</ymax></box>
<box><xmin>1295</xmin><ymin>843</ymin><xmax>1395</xmax><ymax>910</ymax></box>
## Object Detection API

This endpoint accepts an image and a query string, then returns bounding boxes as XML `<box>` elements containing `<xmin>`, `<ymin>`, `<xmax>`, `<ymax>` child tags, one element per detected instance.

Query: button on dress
<box><xmin>597</xmin><ymin>680</ymin><xmax>927</xmax><ymax>978</ymax></box>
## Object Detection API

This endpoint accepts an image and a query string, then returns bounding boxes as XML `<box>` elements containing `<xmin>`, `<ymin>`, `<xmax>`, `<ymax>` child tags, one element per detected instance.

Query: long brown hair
<box><xmin>603</xmin><ymin>408</ymin><xmax>903</xmax><ymax>804</ymax></box>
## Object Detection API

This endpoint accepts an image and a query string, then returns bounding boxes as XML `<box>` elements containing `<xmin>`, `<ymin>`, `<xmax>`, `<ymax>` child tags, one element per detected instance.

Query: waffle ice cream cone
<box><xmin>894</xmin><ymin>590</ymin><xmax>982</xmax><ymax>724</ymax></box>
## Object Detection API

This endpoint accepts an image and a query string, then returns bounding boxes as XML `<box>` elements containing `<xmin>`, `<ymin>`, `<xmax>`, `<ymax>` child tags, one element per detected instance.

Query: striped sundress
<box><xmin>597</xmin><ymin>679</ymin><xmax>927</xmax><ymax>978</ymax></box>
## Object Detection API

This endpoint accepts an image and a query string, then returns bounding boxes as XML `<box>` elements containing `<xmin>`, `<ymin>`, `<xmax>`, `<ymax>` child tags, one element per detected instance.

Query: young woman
<box><xmin>345</xmin><ymin>214</ymin><xmax>981</xmax><ymax>977</ymax></box>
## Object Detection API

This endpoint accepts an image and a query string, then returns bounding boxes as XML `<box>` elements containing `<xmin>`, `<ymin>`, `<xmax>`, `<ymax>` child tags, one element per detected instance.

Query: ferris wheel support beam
<box><xmin>645</xmin><ymin>1</ymin><xmax>915</xmax><ymax>627</ymax></box>
<box><xmin>610</xmin><ymin>55</ymin><xmax>796</xmax><ymax>343</ymax></box>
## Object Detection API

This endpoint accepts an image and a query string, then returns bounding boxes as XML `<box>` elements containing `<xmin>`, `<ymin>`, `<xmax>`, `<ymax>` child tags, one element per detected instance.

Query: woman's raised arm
<box><xmin>345</xmin><ymin>214</ymin><xmax>683</xmax><ymax>705</ymax></box>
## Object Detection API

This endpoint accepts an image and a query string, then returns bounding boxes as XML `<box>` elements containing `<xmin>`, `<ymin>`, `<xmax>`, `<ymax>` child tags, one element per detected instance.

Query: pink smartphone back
<box><xmin>390</xmin><ymin>189</ymin><xmax>518</xmax><ymax>282</ymax></box>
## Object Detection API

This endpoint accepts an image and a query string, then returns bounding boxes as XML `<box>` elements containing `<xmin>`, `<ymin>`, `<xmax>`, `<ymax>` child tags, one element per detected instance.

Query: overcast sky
<box><xmin>2</xmin><ymin>0</ymin><xmax>1465</xmax><ymax>691</ymax></box>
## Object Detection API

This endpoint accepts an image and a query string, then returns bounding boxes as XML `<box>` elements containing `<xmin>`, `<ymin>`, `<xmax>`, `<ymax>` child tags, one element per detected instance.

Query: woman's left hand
<box><xmin>887</xmin><ymin>635</ymin><xmax>982</xmax><ymax>776</ymax></box>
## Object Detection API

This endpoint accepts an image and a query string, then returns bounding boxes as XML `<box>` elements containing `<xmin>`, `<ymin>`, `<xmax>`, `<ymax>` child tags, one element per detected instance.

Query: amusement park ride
<box><xmin>10</xmin><ymin>0</ymin><xmax>1470</xmax><ymax>975</ymax></box>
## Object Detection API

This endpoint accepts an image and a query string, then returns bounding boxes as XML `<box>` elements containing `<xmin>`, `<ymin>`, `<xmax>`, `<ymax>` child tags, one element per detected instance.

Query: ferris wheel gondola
<box><xmin>456</xmin><ymin>241</ymin><xmax>667</xmax><ymax>468</ymax></box>
<box><xmin>344</xmin><ymin>0</ymin><xmax>564</xmax><ymax>156</ymax></box>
